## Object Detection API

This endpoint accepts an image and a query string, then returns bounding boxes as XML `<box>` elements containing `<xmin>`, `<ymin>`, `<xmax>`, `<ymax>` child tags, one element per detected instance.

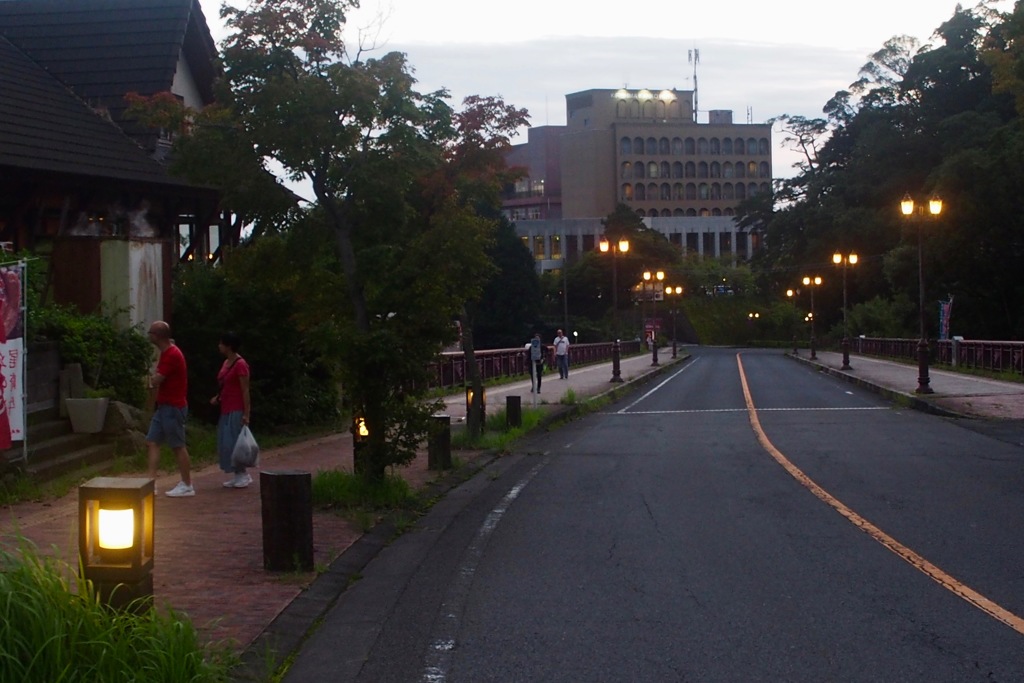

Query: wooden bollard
<box><xmin>506</xmin><ymin>395</ymin><xmax>522</xmax><ymax>428</ymax></box>
<box><xmin>260</xmin><ymin>470</ymin><xmax>313</xmax><ymax>572</ymax></box>
<box><xmin>428</xmin><ymin>414</ymin><xmax>452</xmax><ymax>470</ymax></box>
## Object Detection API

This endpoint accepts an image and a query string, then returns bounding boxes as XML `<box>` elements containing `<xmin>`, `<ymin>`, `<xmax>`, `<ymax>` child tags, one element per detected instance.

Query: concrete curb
<box><xmin>784</xmin><ymin>352</ymin><xmax>970</xmax><ymax>420</ymax></box>
<box><xmin>232</xmin><ymin>356</ymin><xmax>687</xmax><ymax>681</ymax></box>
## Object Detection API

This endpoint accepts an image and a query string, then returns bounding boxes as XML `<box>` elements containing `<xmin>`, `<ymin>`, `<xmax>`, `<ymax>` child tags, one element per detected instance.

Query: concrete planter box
<box><xmin>65</xmin><ymin>398</ymin><xmax>110</xmax><ymax>434</ymax></box>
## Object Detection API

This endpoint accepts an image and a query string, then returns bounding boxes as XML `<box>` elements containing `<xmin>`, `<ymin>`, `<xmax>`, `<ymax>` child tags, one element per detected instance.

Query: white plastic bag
<box><xmin>231</xmin><ymin>425</ymin><xmax>260</xmax><ymax>468</ymax></box>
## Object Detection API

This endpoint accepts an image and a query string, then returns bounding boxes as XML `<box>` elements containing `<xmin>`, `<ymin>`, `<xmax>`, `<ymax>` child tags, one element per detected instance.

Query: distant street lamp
<box><xmin>599</xmin><ymin>236</ymin><xmax>630</xmax><ymax>382</ymax></box>
<box><xmin>642</xmin><ymin>269</ymin><xmax>665</xmax><ymax>366</ymax></box>
<box><xmin>900</xmin><ymin>193</ymin><xmax>943</xmax><ymax>394</ymax></box>
<box><xmin>786</xmin><ymin>288</ymin><xmax>799</xmax><ymax>354</ymax></box>
<box><xmin>832</xmin><ymin>251</ymin><xmax>858</xmax><ymax>370</ymax></box>
<box><xmin>801</xmin><ymin>275</ymin><xmax>823</xmax><ymax>360</ymax></box>
<box><xmin>665</xmin><ymin>285</ymin><xmax>683</xmax><ymax>358</ymax></box>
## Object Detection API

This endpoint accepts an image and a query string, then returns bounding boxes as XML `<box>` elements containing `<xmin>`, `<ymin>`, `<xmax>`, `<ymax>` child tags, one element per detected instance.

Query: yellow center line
<box><xmin>736</xmin><ymin>352</ymin><xmax>1024</xmax><ymax>637</ymax></box>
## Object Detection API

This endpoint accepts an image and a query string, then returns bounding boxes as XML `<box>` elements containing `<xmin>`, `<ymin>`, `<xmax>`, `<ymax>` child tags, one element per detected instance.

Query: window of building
<box><xmin>686</xmin><ymin>208</ymin><xmax>697</xmax><ymax>216</ymax></box>
<box><xmin>759</xmin><ymin>162</ymin><xmax>770</xmax><ymax>178</ymax></box>
<box><xmin>672</xmin><ymin>137</ymin><xmax>683</xmax><ymax>155</ymax></box>
<box><xmin>748</xmin><ymin>161</ymin><xmax>757</xmax><ymax>176</ymax></box>
<box><xmin>685</xmin><ymin>137</ymin><xmax>696</xmax><ymax>154</ymax></box>
<box><xmin>635</xmin><ymin>184</ymin><xmax>646</xmax><ymax>200</ymax></box>
<box><xmin>550</xmin><ymin>235</ymin><xmax>561</xmax><ymax>259</ymax></box>
<box><xmin>646</xmin><ymin>137</ymin><xmax>657</xmax><ymax>154</ymax></box>
<box><xmin>724</xmin><ymin>208</ymin><xmax>735</xmax><ymax>216</ymax></box>
<box><xmin>528</xmin><ymin>207</ymin><xmax>542</xmax><ymax>219</ymax></box>
<box><xmin>699</xmin><ymin>183</ymin><xmax>709</xmax><ymax>200</ymax></box>
<box><xmin>672</xmin><ymin>161</ymin><xmax>683</xmax><ymax>178</ymax></box>
<box><xmin>723</xmin><ymin>162</ymin><xmax>734</xmax><ymax>178</ymax></box>
<box><xmin>637</xmin><ymin>209</ymin><xmax>647</xmax><ymax>217</ymax></box>
<box><xmin>712</xmin><ymin>208</ymin><xmax>722</xmax><ymax>216</ymax></box>
<box><xmin>723</xmin><ymin>183</ymin><xmax>735</xmax><ymax>200</ymax></box>
<box><xmin>659</xmin><ymin>137</ymin><xmax>670</xmax><ymax>155</ymax></box>
<box><xmin>660</xmin><ymin>209</ymin><xmax>671</xmax><ymax>217</ymax></box>
<box><xmin>660</xmin><ymin>161</ymin><xmax>670</xmax><ymax>178</ymax></box>
<box><xmin>698</xmin><ymin>162</ymin><xmax>709</xmax><ymax>178</ymax></box>
<box><xmin>760</xmin><ymin>182</ymin><xmax>771</xmax><ymax>195</ymax></box>
<box><xmin>673</xmin><ymin>183</ymin><xmax>684</xmax><ymax>199</ymax></box>
<box><xmin>634</xmin><ymin>161</ymin><xmax>645</xmax><ymax>179</ymax></box>
<box><xmin>647</xmin><ymin>162</ymin><xmax>659</xmax><ymax>178</ymax></box>
<box><xmin>647</xmin><ymin>182</ymin><xmax>658</xmax><ymax>198</ymax></box>
<box><xmin>710</xmin><ymin>162</ymin><xmax>721</xmax><ymax>178</ymax></box>
<box><xmin>710</xmin><ymin>138</ymin><xmax>721</xmax><ymax>155</ymax></box>
<box><xmin>673</xmin><ymin>209</ymin><xmax>685</xmax><ymax>216</ymax></box>
<box><xmin>748</xmin><ymin>182</ymin><xmax>759</xmax><ymax>196</ymax></box>
<box><xmin>735</xmin><ymin>163</ymin><xmax>746</xmax><ymax>179</ymax></box>
<box><xmin>533</xmin><ymin>236</ymin><xmax>545</xmax><ymax>259</ymax></box>
<box><xmin>759</xmin><ymin>138</ymin><xmax>770</xmax><ymax>155</ymax></box>
<box><xmin>634</xmin><ymin>137</ymin><xmax>644</xmax><ymax>153</ymax></box>
<box><xmin>700</xmin><ymin>208</ymin><xmax>710</xmax><ymax>217</ymax></box>
<box><xmin>685</xmin><ymin>161</ymin><xmax>696</xmax><ymax>178</ymax></box>
<box><xmin>620</xmin><ymin>137</ymin><xmax>633</xmax><ymax>154</ymax></box>
<box><xmin>686</xmin><ymin>183</ymin><xmax>697</xmax><ymax>200</ymax></box>
<box><xmin>698</xmin><ymin>138</ymin><xmax>709</xmax><ymax>154</ymax></box>
<box><xmin>736</xmin><ymin>184</ymin><xmax>747</xmax><ymax>200</ymax></box>
<box><xmin>723</xmin><ymin>138</ymin><xmax>733</xmax><ymax>155</ymax></box>
<box><xmin>660</xmin><ymin>183</ymin><xmax>671</xmax><ymax>200</ymax></box>
<box><xmin>531</xmin><ymin>179</ymin><xmax>545</xmax><ymax>195</ymax></box>
<box><xmin>621</xmin><ymin>183</ymin><xmax>634</xmax><ymax>200</ymax></box>
<box><xmin>747</xmin><ymin>138</ymin><xmax>757</xmax><ymax>154</ymax></box>
<box><xmin>735</xmin><ymin>138</ymin><xmax>745</xmax><ymax>154</ymax></box>
<box><xmin>621</xmin><ymin>162</ymin><xmax>632</xmax><ymax>179</ymax></box>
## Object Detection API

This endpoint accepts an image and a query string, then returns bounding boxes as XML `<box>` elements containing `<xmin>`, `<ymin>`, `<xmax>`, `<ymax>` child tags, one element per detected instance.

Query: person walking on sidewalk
<box><xmin>553</xmin><ymin>329</ymin><xmax>570</xmax><ymax>379</ymax></box>
<box><xmin>211</xmin><ymin>332</ymin><xmax>252</xmax><ymax>488</ymax></box>
<box><xmin>145</xmin><ymin>321</ymin><xmax>194</xmax><ymax>497</ymax></box>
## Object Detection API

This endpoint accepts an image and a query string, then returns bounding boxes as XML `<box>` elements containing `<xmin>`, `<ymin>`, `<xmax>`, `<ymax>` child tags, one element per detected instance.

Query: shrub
<box><xmin>33</xmin><ymin>306</ymin><xmax>151</xmax><ymax>407</ymax></box>
<box><xmin>0</xmin><ymin>541</ymin><xmax>234</xmax><ymax>682</ymax></box>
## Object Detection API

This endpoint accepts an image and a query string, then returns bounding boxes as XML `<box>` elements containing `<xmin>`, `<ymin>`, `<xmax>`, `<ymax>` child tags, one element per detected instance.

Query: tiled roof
<box><xmin>0</xmin><ymin>0</ymin><xmax>219</xmax><ymax>188</ymax></box>
<box><xmin>0</xmin><ymin>34</ymin><xmax>194</xmax><ymax>186</ymax></box>
<box><xmin>0</xmin><ymin>0</ymin><xmax>217</xmax><ymax>110</ymax></box>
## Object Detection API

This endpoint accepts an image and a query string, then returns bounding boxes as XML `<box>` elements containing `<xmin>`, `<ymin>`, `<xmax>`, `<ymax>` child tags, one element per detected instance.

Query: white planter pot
<box><xmin>66</xmin><ymin>398</ymin><xmax>110</xmax><ymax>434</ymax></box>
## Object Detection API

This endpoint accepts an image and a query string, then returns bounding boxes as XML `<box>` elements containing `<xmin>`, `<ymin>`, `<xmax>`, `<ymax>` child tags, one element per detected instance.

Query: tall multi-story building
<box><xmin>504</xmin><ymin>87</ymin><xmax>772</xmax><ymax>272</ymax></box>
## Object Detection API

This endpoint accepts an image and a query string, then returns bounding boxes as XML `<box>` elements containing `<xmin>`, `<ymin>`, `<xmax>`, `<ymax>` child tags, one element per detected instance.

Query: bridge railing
<box><xmin>427</xmin><ymin>341</ymin><xmax>643</xmax><ymax>390</ymax></box>
<box><xmin>854</xmin><ymin>337</ymin><xmax>1024</xmax><ymax>377</ymax></box>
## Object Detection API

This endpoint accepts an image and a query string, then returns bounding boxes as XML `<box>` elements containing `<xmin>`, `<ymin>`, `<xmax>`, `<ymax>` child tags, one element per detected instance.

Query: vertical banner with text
<box><xmin>0</xmin><ymin>262</ymin><xmax>26</xmax><ymax>447</ymax></box>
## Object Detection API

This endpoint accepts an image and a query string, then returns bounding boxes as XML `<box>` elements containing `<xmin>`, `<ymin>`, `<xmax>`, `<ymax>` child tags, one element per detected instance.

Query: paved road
<box><xmin>284</xmin><ymin>347</ymin><xmax>1024</xmax><ymax>682</ymax></box>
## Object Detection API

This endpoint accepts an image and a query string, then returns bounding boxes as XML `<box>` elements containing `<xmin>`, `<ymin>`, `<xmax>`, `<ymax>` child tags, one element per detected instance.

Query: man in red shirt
<box><xmin>145</xmin><ymin>321</ymin><xmax>193</xmax><ymax>497</ymax></box>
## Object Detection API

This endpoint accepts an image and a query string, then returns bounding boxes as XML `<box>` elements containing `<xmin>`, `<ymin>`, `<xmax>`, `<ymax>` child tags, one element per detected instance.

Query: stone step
<box><xmin>28</xmin><ymin>431</ymin><xmax>102</xmax><ymax>463</ymax></box>
<box><xmin>27</xmin><ymin>418</ymin><xmax>72</xmax><ymax>443</ymax></box>
<box><xmin>25</xmin><ymin>442</ymin><xmax>119</xmax><ymax>481</ymax></box>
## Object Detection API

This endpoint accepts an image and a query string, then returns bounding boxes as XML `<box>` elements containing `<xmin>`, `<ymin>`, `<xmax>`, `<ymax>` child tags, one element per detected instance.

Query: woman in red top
<box><xmin>211</xmin><ymin>332</ymin><xmax>252</xmax><ymax>488</ymax></box>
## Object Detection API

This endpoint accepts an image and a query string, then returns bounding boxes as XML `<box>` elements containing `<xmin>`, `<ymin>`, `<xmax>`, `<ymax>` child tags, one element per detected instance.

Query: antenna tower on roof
<box><xmin>688</xmin><ymin>48</ymin><xmax>700</xmax><ymax>122</ymax></box>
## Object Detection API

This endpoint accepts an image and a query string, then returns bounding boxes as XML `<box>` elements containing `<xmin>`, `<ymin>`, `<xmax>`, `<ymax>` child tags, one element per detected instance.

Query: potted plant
<box><xmin>66</xmin><ymin>388</ymin><xmax>115</xmax><ymax>434</ymax></box>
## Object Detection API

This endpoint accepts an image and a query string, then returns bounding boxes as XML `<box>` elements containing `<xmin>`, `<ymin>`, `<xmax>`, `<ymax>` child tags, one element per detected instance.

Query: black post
<box><xmin>611</xmin><ymin>339</ymin><xmax>623</xmax><ymax>383</ymax></box>
<box><xmin>506</xmin><ymin>395</ymin><xmax>522</xmax><ymax>428</ymax></box>
<box><xmin>260</xmin><ymin>470</ymin><xmax>313</xmax><ymax>572</ymax></box>
<box><xmin>916</xmin><ymin>223</ymin><xmax>933</xmax><ymax>393</ymax></box>
<box><xmin>840</xmin><ymin>261</ymin><xmax>852</xmax><ymax>370</ymax></box>
<box><xmin>671</xmin><ymin>309</ymin><xmax>677</xmax><ymax>359</ymax></box>
<box><xmin>809</xmin><ymin>286</ymin><xmax>817</xmax><ymax>360</ymax></box>
<box><xmin>651</xmin><ymin>340</ymin><xmax>659</xmax><ymax>366</ymax></box>
<box><xmin>428</xmin><ymin>414</ymin><xmax>452</xmax><ymax>470</ymax></box>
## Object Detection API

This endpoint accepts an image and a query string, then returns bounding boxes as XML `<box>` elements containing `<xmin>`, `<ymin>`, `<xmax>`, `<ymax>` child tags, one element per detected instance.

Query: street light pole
<box><xmin>833</xmin><ymin>252</ymin><xmax>858</xmax><ymax>370</ymax></box>
<box><xmin>665</xmin><ymin>285</ymin><xmax>682</xmax><ymax>358</ymax></box>
<box><xmin>600</xmin><ymin>237</ymin><xmax>630</xmax><ymax>383</ymax></box>
<box><xmin>900</xmin><ymin>194</ymin><xmax>943</xmax><ymax>394</ymax></box>
<box><xmin>801</xmin><ymin>276</ymin><xmax>822</xmax><ymax>360</ymax></box>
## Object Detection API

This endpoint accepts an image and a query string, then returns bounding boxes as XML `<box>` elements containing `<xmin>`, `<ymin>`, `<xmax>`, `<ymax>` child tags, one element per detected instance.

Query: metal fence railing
<box><xmin>854</xmin><ymin>337</ymin><xmax>1024</xmax><ymax>377</ymax></box>
<box><xmin>427</xmin><ymin>341</ymin><xmax>643</xmax><ymax>390</ymax></box>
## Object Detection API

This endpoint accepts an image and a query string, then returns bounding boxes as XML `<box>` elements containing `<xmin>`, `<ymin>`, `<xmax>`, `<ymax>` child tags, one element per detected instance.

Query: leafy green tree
<box><xmin>209</xmin><ymin>0</ymin><xmax>527</xmax><ymax>470</ymax></box>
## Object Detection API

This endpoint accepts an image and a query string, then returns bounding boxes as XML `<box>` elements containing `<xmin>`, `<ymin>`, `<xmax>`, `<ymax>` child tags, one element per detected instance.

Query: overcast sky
<box><xmin>200</xmin><ymin>1</ymin><xmax>1012</xmax><ymax>180</ymax></box>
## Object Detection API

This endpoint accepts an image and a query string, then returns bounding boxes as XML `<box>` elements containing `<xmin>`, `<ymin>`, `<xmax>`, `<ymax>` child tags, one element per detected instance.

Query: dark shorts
<box><xmin>146</xmin><ymin>404</ymin><xmax>188</xmax><ymax>449</ymax></box>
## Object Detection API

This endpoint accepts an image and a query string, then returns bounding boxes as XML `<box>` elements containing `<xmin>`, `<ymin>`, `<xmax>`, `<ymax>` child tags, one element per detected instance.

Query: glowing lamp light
<box><xmin>98</xmin><ymin>507</ymin><xmax>134</xmax><ymax>550</ymax></box>
<box><xmin>637</xmin><ymin>89</ymin><xmax>654</xmax><ymax>101</ymax></box>
<box><xmin>658</xmin><ymin>89</ymin><xmax>677</xmax><ymax>102</ymax></box>
<box><xmin>465</xmin><ymin>386</ymin><xmax>487</xmax><ymax>413</ymax></box>
<box><xmin>614</xmin><ymin>88</ymin><xmax>632</xmax><ymax>100</ymax></box>
<box><xmin>353</xmin><ymin>415</ymin><xmax>369</xmax><ymax>441</ymax></box>
<box><xmin>79</xmin><ymin>477</ymin><xmax>154</xmax><ymax>610</ymax></box>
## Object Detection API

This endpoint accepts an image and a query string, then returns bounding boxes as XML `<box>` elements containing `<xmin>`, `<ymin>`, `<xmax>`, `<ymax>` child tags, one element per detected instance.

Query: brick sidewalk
<box><xmin>0</xmin><ymin>431</ymin><xmax>482</xmax><ymax>652</ymax></box>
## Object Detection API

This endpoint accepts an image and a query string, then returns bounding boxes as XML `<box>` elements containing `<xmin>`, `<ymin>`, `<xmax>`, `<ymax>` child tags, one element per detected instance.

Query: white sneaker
<box><xmin>165</xmin><ymin>482</ymin><xmax>195</xmax><ymax>497</ymax></box>
<box><xmin>223</xmin><ymin>473</ymin><xmax>252</xmax><ymax>488</ymax></box>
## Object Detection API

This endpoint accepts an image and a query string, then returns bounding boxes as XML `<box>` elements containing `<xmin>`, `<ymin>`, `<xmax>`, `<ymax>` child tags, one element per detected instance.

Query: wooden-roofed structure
<box><xmin>0</xmin><ymin>0</ymin><xmax>228</xmax><ymax>326</ymax></box>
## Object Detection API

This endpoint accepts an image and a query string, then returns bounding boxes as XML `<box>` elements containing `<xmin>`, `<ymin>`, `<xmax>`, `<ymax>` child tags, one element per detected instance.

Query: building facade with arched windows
<box><xmin>503</xmin><ymin>87</ymin><xmax>772</xmax><ymax>271</ymax></box>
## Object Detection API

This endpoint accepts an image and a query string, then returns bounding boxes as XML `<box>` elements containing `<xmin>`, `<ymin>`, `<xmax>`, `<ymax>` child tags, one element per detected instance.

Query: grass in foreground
<box><xmin>0</xmin><ymin>540</ymin><xmax>235</xmax><ymax>683</ymax></box>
